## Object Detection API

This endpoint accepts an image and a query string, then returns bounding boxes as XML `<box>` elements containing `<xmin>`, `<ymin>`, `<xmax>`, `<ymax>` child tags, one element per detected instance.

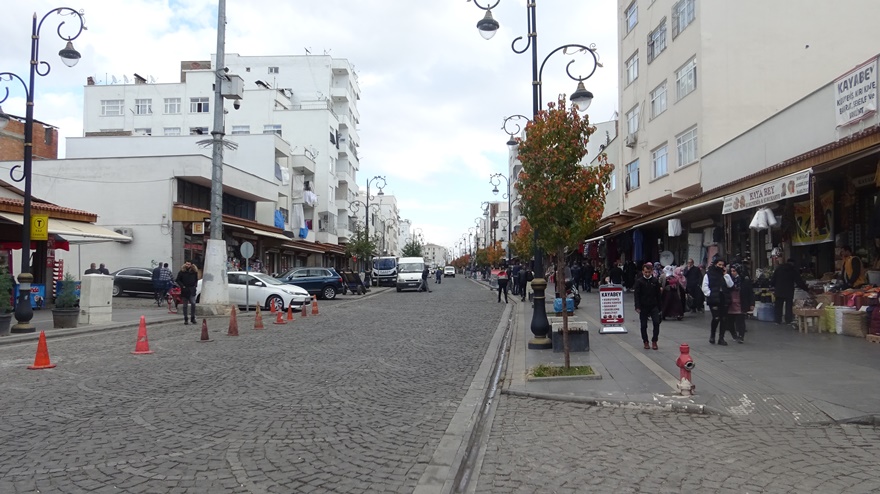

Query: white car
<box><xmin>197</xmin><ymin>272</ymin><xmax>310</xmax><ymax>311</ymax></box>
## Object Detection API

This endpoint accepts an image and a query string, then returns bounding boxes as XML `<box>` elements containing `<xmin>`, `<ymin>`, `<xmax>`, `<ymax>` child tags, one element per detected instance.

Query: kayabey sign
<box><xmin>836</xmin><ymin>57</ymin><xmax>878</xmax><ymax>127</ymax></box>
<box><xmin>722</xmin><ymin>170</ymin><xmax>811</xmax><ymax>214</ymax></box>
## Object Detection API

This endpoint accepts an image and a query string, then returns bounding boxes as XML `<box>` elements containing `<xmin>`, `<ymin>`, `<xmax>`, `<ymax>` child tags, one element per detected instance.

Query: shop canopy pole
<box><xmin>810</xmin><ymin>176</ymin><xmax>816</xmax><ymax>243</ymax></box>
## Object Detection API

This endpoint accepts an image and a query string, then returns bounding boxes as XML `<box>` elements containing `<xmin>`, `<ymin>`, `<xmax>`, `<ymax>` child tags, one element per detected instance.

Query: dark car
<box><xmin>276</xmin><ymin>267</ymin><xmax>346</xmax><ymax>300</ymax></box>
<box><xmin>110</xmin><ymin>267</ymin><xmax>155</xmax><ymax>297</ymax></box>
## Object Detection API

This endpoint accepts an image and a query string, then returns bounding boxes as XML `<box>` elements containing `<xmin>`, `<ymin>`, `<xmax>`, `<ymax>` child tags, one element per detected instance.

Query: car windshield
<box><xmin>399</xmin><ymin>262</ymin><xmax>423</xmax><ymax>273</ymax></box>
<box><xmin>375</xmin><ymin>259</ymin><xmax>396</xmax><ymax>269</ymax></box>
<box><xmin>251</xmin><ymin>273</ymin><xmax>283</xmax><ymax>285</ymax></box>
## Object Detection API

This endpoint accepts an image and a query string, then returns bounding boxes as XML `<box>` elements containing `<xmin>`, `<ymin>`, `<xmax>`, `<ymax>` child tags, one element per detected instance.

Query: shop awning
<box><xmin>630</xmin><ymin>211</ymin><xmax>682</xmax><ymax>230</ymax></box>
<box><xmin>246</xmin><ymin>226</ymin><xmax>292</xmax><ymax>242</ymax></box>
<box><xmin>584</xmin><ymin>223</ymin><xmax>614</xmax><ymax>243</ymax></box>
<box><xmin>283</xmin><ymin>240</ymin><xmax>325</xmax><ymax>254</ymax></box>
<box><xmin>0</xmin><ymin>213</ymin><xmax>132</xmax><ymax>242</ymax></box>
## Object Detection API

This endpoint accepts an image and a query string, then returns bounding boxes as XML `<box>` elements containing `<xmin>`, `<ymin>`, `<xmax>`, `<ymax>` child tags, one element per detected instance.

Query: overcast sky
<box><xmin>1</xmin><ymin>0</ymin><xmax>619</xmax><ymax>254</ymax></box>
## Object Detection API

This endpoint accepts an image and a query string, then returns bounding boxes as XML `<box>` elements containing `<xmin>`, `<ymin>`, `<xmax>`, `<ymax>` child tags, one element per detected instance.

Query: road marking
<box><xmin>615</xmin><ymin>338</ymin><xmax>680</xmax><ymax>391</ymax></box>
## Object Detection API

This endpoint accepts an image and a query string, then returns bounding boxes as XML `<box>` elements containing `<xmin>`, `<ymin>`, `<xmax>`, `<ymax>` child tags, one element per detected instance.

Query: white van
<box><xmin>396</xmin><ymin>257</ymin><xmax>425</xmax><ymax>292</ymax></box>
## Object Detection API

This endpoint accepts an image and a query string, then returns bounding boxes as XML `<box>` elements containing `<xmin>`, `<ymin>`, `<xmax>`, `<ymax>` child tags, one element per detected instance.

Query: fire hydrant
<box><xmin>675</xmin><ymin>343</ymin><xmax>696</xmax><ymax>396</ymax></box>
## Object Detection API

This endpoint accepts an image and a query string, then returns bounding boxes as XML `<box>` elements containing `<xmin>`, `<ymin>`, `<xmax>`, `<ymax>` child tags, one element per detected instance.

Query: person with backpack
<box><xmin>702</xmin><ymin>256</ymin><xmax>735</xmax><ymax>345</ymax></box>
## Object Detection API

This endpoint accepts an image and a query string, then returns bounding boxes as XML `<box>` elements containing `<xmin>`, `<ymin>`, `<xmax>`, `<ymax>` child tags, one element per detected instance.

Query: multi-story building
<box><xmin>354</xmin><ymin>191</ymin><xmax>400</xmax><ymax>257</ymax></box>
<box><xmin>600</xmin><ymin>0</ymin><xmax>880</xmax><ymax>266</ymax></box>
<box><xmin>80</xmin><ymin>53</ymin><xmax>361</xmax><ymax>248</ymax></box>
<box><xmin>423</xmin><ymin>243</ymin><xmax>448</xmax><ymax>268</ymax></box>
<box><xmin>0</xmin><ymin>114</ymin><xmax>58</xmax><ymax>161</ymax></box>
<box><xmin>398</xmin><ymin>219</ymin><xmax>413</xmax><ymax>254</ymax></box>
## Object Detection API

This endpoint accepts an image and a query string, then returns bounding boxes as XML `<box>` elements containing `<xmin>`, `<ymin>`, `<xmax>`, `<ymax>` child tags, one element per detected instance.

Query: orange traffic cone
<box><xmin>254</xmin><ymin>305</ymin><xmax>265</xmax><ymax>330</ymax></box>
<box><xmin>270</xmin><ymin>298</ymin><xmax>277</xmax><ymax>314</ymax></box>
<box><xmin>132</xmin><ymin>316</ymin><xmax>153</xmax><ymax>354</ymax></box>
<box><xmin>301</xmin><ymin>301</ymin><xmax>308</xmax><ymax>318</ymax></box>
<box><xmin>287</xmin><ymin>304</ymin><xmax>294</xmax><ymax>321</ymax></box>
<box><xmin>198</xmin><ymin>319</ymin><xmax>212</xmax><ymax>342</ymax></box>
<box><xmin>27</xmin><ymin>331</ymin><xmax>56</xmax><ymax>370</ymax></box>
<box><xmin>228</xmin><ymin>306</ymin><xmax>240</xmax><ymax>336</ymax></box>
<box><xmin>273</xmin><ymin>310</ymin><xmax>287</xmax><ymax>325</ymax></box>
<box><xmin>311</xmin><ymin>295</ymin><xmax>319</xmax><ymax>316</ymax></box>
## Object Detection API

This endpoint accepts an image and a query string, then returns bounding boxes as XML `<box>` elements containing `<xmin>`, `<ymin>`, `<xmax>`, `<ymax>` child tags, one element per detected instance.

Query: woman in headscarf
<box><xmin>660</xmin><ymin>264</ymin><xmax>685</xmax><ymax>320</ymax></box>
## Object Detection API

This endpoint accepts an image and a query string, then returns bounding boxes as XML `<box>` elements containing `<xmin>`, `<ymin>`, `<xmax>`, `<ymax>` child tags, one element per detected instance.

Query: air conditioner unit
<box><xmin>113</xmin><ymin>227</ymin><xmax>134</xmax><ymax>242</ymax></box>
<box><xmin>625</xmin><ymin>133</ymin><xmax>638</xmax><ymax>148</ymax></box>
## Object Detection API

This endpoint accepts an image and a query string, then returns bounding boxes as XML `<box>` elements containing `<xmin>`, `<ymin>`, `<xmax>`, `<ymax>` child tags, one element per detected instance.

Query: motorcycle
<box><xmin>565</xmin><ymin>280</ymin><xmax>581</xmax><ymax>309</ymax></box>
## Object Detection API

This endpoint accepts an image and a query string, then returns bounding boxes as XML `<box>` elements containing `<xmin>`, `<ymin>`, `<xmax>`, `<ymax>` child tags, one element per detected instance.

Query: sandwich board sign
<box><xmin>599</xmin><ymin>284</ymin><xmax>627</xmax><ymax>334</ymax></box>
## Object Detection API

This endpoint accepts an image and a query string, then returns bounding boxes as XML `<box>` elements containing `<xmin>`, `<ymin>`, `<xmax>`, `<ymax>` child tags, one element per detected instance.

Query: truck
<box><xmin>372</xmin><ymin>256</ymin><xmax>399</xmax><ymax>287</ymax></box>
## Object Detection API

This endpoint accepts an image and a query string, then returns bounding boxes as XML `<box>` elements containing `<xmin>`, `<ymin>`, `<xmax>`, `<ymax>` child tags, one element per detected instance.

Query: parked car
<box><xmin>110</xmin><ymin>267</ymin><xmax>155</xmax><ymax>297</ymax></box>
<box><xmin>197</xmin><ymin>272</ymin><xmax>309</xmax><ymax>311</ymax></box>
<box><xmin>276</xmin><ymin>267</ymin><xmax>346</xmax><ymax>299</ymax></box>
<box><xmin>444</xmin><ymin>266</ymin><xmax>456</xmax><ymax>278</ymax></box>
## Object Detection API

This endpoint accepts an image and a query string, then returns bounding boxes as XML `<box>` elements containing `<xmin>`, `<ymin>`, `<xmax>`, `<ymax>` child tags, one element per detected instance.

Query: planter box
<box><xmin>551</xmin><ymin>321</ymin><xmax>589</xmax><ymax>353</ymax></box>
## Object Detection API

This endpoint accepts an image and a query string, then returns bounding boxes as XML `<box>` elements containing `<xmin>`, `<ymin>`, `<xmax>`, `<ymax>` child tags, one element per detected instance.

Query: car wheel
<box><xmin>266</xmin><ymin>295</ymin><xmax>284</xmax><ymax>311</ymax></box>
<box><xmin>322</xmin><ymin>285</ymin><xmax>337</xmax><ymax>300</ymax></box>
<box><xmin>396</xmin><ymin>287</ymin><xmax>402</xmax><ymax>292</ymax></box>
<box><xmin>112</xmin><ymin>284</ymin><xmax>122</xmax><ymax>297</ymax></box>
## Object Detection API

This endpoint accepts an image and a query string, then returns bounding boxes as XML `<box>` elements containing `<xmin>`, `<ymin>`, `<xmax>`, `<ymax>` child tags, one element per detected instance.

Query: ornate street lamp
<box><xmin>0</xmin><ymin>7</ymin><xmax>86</xmax><ymax>333</ymax></box>
<box><xmin>363</xmin><ymin>176</ymin><xmax>386</xmax><ymax>286</ymax></box>
<box><xmin>470</xmin><ymin>0</ymin><xmax>601</xmax><ymax>349</ymax></box>
<box><xmin>489</xmin><ymin>173</ymin><xmax>512</xmax><ymax>262</ymax></box>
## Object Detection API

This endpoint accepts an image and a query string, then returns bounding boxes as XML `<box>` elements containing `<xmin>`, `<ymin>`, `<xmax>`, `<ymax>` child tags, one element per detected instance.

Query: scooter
<box><xmin>565</xmin><ymin>280</ymin><xmax>581</xmax><ymax>309</ymax></box>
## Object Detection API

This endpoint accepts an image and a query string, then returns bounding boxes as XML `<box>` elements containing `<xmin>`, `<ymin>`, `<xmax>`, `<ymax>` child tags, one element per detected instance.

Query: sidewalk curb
<box><xmin>0</xmin><ymin>315</ymin><xmax>190</xmax><ymax>347</ymax></box>
<box><xmin>501</xmin><ymin>388</ymin><xmax>728</xmax><ymax>416</ymax></box>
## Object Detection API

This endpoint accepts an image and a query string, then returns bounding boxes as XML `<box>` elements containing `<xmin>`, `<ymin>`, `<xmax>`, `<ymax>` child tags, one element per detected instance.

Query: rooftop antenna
<box><xmin>304</xmin><ymin>47</ymin><xmax>311</xmax><ymax>55</ymax></box>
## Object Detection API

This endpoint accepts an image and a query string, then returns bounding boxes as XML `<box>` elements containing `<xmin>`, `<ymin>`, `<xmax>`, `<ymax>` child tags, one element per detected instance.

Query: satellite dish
<box><xmin>659</xmin><ymin>251</ymin><xmax>674</xmax><ymax>267</ymax></box>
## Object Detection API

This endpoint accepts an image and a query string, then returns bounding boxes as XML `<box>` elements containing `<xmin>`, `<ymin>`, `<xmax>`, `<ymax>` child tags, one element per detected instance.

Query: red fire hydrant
<box><xmin>675</xmin><ymin>343</ymin><xmax>696</xmax><ymax>396</ymax></box>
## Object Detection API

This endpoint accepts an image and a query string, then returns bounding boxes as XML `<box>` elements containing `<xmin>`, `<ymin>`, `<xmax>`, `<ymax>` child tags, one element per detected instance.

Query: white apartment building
<box><xmin>422</xmin><ymin>243</ymin><xmax>448</xmax><ymax>267</ymax></box>
<box><xmin>81</xmin><ymin>54</ymin><xmax>361</xmax><ymax>248</ymax></box>
<box><xmin>354</xmin><ymin>191</ymin><xmax>401</xmax><ymax>257</ymax></box>
<box><xmin>398</xmin><ymin>219</ymin><xmax>413</xmax><ymax>254</ymax></box>
<box><xmin>604</xmin><ymin>0</ymin><xmax>880</xmax><ymax>263</ymax></box>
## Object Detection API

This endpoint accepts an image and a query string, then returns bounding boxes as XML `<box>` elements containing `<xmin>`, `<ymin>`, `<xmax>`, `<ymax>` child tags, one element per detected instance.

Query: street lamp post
<box><xmin>0</xmin><ymin>7</ymin><xmax>86</xmax><ymax>333</ymax></box>
<box><xmin>470</xmin><ymin>0</ymin><xmax>600</xmax><ymax>349</ymax></box>
<box><xmin>490</xmin><ymin>173</ymin><xmax>512</xmax><ymax>262</ymax></box>
<box><xmin>364</xmin><ymin>176</ymin><xmax>386</xmax><ymax>286</ymax></box>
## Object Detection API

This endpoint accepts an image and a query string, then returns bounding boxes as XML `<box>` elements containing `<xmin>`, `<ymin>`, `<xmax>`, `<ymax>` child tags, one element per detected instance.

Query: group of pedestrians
<box><xmin>83</xmin><ymin>263</ymin><xmax>110</xmax><ymax>275</ymax></box>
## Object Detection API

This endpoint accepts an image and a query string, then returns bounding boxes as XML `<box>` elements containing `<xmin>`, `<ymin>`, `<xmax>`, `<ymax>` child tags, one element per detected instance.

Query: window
<box><xmin>652</xmin><ymin>144</ymin><xmax>668</xmax><ymax>178</ymax></box>
<box><xmin>608</xmin><ymin>171</ymin><xmax>617</xmax><ymax>192</ymax></box>
<box><xmin>134</xmin><ymin>128</ymin><xmax>152</xmax><ymax>135</ymax></box>
<box><xmin>231</xmin><ymin>125</ymin><xmax>250</xmax><ymax>135</ymax></box>
<box><xmin>672</xmin><ymin>0</ymin><xmax>696</xmax><ymax>39</ymax></box>
<box><xmin>676</xmin><ymin>58</ymin><xmax>697</xmax><ymax>100</ymax></box>
<box><xmin>190</xmin><ymin>97</ymin><xmax>210</xmax><ymax>113</ymax></box>
<box><xmin>263</xmin><ymin>124</ymin><xmax>282</xmax><ymax>137</ymax></box>
<box><xmin>44</xmin><ymin>127</ymin><xmax>54</xmax><ymax>145</ymax></box>
<box><xmin>676</xmin><ymin>127</ymin><xmax>698</xmax><ymax>166</ymax></box>
<box><xmin>650</xmin><ymin>81</ymin><xmax>667</xmax><ymax>118</ymax></box>
<box><xmin>100</xmin><ymin>99</ymin><xmax>124</xmax><ymax>116</ymax></box>
<box><xmin>625</xmin><ymin>52</ymin><xmax>639</xmax><ymax>85</ymax></box>
<box><xmin>268</xmin><ymin>66</ymin><xmax>279</xmax><ymax>74</ymax></box>
<box><xmin>625</xmin><ymin>1</ymin><xmax>638</xmax><ymax>33</ymax></box>
<box><xmin>189</xmin><ymin>127</ymin><xmax>208</xmax><ymax>135</ymax></box>
<box><xmin>134</xmin><ymin>98</ymin><xmax>152</xmax><ymax>115</ymax></box>
<box><xmin>647</xmin><ymin>20</ymin><xmax>667</xmax><ymax>63</ymax></box>
<box><xmin>164</xmin><ymin>127</ymin><xmax>181</xmax><ymax>136</ymax></box>
<box><xmin>626</xmin><ymin>160</ymin><xmax>640</xmax><ymax>191</ymax></box>
<box><xmin>626</xmin><ymin>105</ymin><xmax>640</xmax><ymax>135</ymax></box>
<box><xmin>164</xmin><ymin>98</ymin><xmax>181</xmax><ymax>114</ymax></box>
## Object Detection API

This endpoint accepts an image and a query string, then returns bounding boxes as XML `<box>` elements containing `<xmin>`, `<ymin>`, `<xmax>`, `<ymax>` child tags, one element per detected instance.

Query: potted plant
<box><xmin>0</xmin><ymin>266</ymin><xmax>13</xmax><ymax>336</ymax></box>
<box><xmin>52</xmin><ymin>272</ymin><xmax>79</xmax><ymax>329</ymax></box>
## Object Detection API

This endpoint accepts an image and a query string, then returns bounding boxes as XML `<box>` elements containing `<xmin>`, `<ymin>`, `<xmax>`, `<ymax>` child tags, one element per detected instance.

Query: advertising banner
<box><xmin>792</xmin><ymin>191</ymin><xmax>834</xmax><ymax>246</ymax></box>
<box><xmin>836</xmin><ymin>57</ymin><xmax>878</xmax><ymax>127</ymax></box>
<box><xmin>722</xmin><ymin>170</ymin><xmax>811</xmax><ymax>214</ymax></box>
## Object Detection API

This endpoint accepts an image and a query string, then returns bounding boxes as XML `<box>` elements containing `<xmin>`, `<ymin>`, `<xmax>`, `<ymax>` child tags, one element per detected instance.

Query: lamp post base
<box><xmin>529</xmin><ymin>277</ymin><xmax>551</xmax><ymax>349</ymax></box>
<box><xmin>12</xmin><ymin>272</ymin><xmax>35</xmax><ymax>334</ymax></box>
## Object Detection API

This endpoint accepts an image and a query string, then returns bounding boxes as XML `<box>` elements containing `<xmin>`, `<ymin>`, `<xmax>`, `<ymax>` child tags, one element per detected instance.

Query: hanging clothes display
<box><xmin>668</xmin><ymin>219</ymin><xmax>683</xmax><ymax>237</ymax></box>
<box><xmin>633</xmin><ymin>229</ymin><xmax>644</xmax><ymax>262</ymax></box>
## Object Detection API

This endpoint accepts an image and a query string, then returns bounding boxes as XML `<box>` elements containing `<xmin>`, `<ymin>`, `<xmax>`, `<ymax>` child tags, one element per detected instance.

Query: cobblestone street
<box><xmin>477</xmin><ymin>395</ymin><xmax>880</xmax><ymax>493</ymax></box>
<box><xmin>0</xmin><ymin>279</ymin><xmax>503</xmax><ymax>493</ymax></box>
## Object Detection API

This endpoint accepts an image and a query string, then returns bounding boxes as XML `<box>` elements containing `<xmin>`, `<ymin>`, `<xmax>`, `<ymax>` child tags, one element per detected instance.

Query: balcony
<box><xmin>331</xmin><ymin>87</ymin><xmax>350</xmax><ymax>103</ymax></box>
<box><xmin>336</xmin><ymin>199</ymin><xmax>349</xmax><ymax>212</ymax></box>
<box><xmin>336</xmin><ymin>162</ymin><xmax>352</xmax><ymax>184</ymax></box>
<box><xmin>331</xmin><ymin>59</ymin><xmax>351</xmax><ymax>76</ymax></box>
<box><xmin>291</xmin><ymin>154</ymin><xmax>316</xmax><ymax>175</ymax></box>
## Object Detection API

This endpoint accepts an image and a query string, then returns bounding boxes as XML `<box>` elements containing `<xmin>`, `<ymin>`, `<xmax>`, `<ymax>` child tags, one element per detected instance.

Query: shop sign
<box><xmin>598</xmin><ymin>285</ymin><xmax>627</xmax><ymax>334</ymax></box>
<box><xmin>792</xmin><ymin>190</ymin><xmax>834</xmax><ymax>246</ymax></box>
<box><xmin>722</xmin><ymin>170</ymin><xmax>811</xmax><ymax>214</ymax></box>
<box><xmin>835</xmin><ymin>57</ymin><xmax>878</xmax><ymax>127</ymax></box>
<box><xmin>191</xmin><ymin>222</ymin><xmax>205</xmax><ymax>235</ymax></box>
<box><xmin>31</xmin><ymin>215</ymin><xmax>49</xmax><ymax>241</ymax></box>
<box><xmin>853</xmin><ymin>173</ymin><xmax>875</xmax><ymax>188</ymax></box>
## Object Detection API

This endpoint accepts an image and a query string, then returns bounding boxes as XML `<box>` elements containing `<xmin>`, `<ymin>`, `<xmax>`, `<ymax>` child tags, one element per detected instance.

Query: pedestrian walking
<box><xmin>518</xmin><ymin>266</ymin><xmax>530</xmax><ymax>301</ymax></box>
<box><xmin>175</xmin><ymin>260</ymin><xmax>199</xmax><ymax>325</ymax></box>
<box><xmin>633</xmin><ymin>262</ymin><xmax>662</xmax><ymax>350</ymax></box>
<box><xmin>435</xmin><ymin>267</ymin><xmax>442</xmax><ymax>284</ymax></box>
<box><xmin>609</xmin><ymin>261</ymin><xmax>623</xmax><ymax>285</ymax></box>
<box><xmin>660</xmin><ymin>265</ymin><xmax>685</xmax><ymax>320</ymax></box>
<box><xmin>683</xmin><ymin>258</ymin><xmax>705</xmax><ymax>313</ymax></box>
<box><xmin>511</xmin><ymin>264</ymin><xmax>521</xmax><ymax>296</ymax></box>
<box><xmin>702</xmin><ymin>256</ymin><xmax>734</xmax><ymax>345</ymax></box>
<box><xmin>727</xmin><ymin>264</ymin><xmax>755</xmax><ymax>343</ymax></box>
<box><xmin>152</xmin><ymin>263</ymin><xmax>164</xmax><ymax>305</ymax></box>
<box><xmin>769</xmin><ymin>258</ymin><xmax>808</xmax><ymax>325</ymax></box>
<box><xmin>497</xmin><ymin>266</ymin><xmax>509</xmax><ymax>303</ymax></box>
<box><xmin>419</xmin><ymin>265</ymin><xmax>431</xmax><ymax>293</ymax></box>
<box><xmin>98</xmin><ymin>263</ymin><xmax>110</xmax><ymax>275</ymax></box>
<box><xmin>582</xmin><ymin>262</ymin><xmax>594</xmax><ymax>292</ymax></box>
<box><xmin>571</xmin><ymin>263</ymin><xmax>582</xmax><ymax>296</ymax></box>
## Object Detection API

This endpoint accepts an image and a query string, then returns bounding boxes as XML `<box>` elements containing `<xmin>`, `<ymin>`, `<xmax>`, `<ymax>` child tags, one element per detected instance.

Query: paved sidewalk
<box><xmin>477</xmin><ymin>278</ymin><xmax>880</xmax><ymax>424</ymax></box>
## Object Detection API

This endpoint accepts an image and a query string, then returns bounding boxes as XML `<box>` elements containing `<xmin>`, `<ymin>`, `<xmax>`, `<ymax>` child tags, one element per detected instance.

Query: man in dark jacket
<box><xmin>683</xmin><ymin>258</ymin><xmax>705</xmax><ymax>313</ymax></box>
<box><xmin>770</xmin><ymin>258</ymin><xmax>808</xmax><ymax>325</ymax></box>
<box><xmin>419</xmin><ymin>265</ymin><xmax>431</xmax><ymax>293</ymax></box>
<box><xmin>582</xmin><ymin>262</ymin><xmax>594</xmax><ymax>292</ymax></box>
<box><xmin>609</xmin><ymin>262</ymin><xmax>624</xmax><ymax>285</ymax></box>
<box><xmin>702</xmin><ymin>257</ymin><xmax>734</xmax><ymax>345</ymax></box>
<box><xmin>633</xmin><ymin>262</ymin><xmax>663</xmax><ymax>350</ymax></box>
<box><xmin>175</xmin><ymin>260</ymin><xmax>199</xmax><ymax>325</ymax></box>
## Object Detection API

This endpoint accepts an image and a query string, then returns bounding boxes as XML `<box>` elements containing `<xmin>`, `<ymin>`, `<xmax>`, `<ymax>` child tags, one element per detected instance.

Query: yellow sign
<box><xmin>192</xmin><ymin>222</ymin><xmax>205</xmax><ymax>235</ymax></box>
<box><xmin>792</xmin><ymin>191</ymin><xmax>834</xmax><ymax>246</ymax></box>
<box><xmin>31</xmin><ymin>215</ymin><xmax>49</xmax><ymax>241</ymax></box>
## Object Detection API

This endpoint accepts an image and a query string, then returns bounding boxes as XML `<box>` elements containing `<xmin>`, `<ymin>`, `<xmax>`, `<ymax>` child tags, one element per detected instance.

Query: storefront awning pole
<box><xmin>810</xmin><ymin>175</ymin><xmax>816</xmax><ymax>243</ymax></box>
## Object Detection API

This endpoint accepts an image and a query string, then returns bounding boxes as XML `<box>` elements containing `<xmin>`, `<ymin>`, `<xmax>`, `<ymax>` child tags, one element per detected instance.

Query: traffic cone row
<box><xmin>24</xmin><ymin>296</ymin><xmax>324</xmax><ymax>369</ymax></box>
